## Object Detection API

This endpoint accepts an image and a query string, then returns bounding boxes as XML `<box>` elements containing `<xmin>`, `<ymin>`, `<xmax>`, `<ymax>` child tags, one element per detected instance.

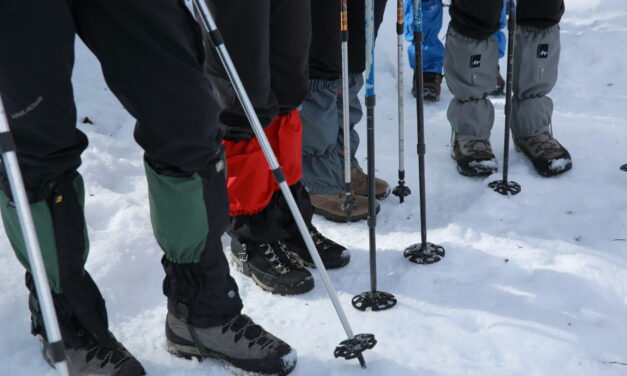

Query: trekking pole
<box><xmin>488</xmin><ymin>0</ymin><xmax>521</xmax><ymax>196</ymax></box>
<box><xmin>191</xmin><ymin>0</ymin><xmax>375</xmax><ymax>367</ymax></box>
<box><xmin>351</xmin><ymin>0</ymin><xmax>397</xmax><ymax>313</ymax></box>
<box><xmin>0</xmin><ymin>100</ymin><xmax>70</xmax><ymax>376</ymax></box>
<box><xmin>392</xmin><ymin>0</ymin><xmax>412</xmax><ymax>203</ymax></box>
<box><xmin>339</xmin><ymin>0</ymin><xmax>358</xmax><ymax>220</ymax></box>
<box><xmin>403</xmin><ymin>0</ymin><xmax>445</xmax><ymax>264</ymax></box>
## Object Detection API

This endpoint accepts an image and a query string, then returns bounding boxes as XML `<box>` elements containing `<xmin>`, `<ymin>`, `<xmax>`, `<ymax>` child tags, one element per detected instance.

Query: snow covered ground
<box><xmin>2</xmin><ymin>1</ymin><xmax>627</xmax><ymax>375</ymax></box>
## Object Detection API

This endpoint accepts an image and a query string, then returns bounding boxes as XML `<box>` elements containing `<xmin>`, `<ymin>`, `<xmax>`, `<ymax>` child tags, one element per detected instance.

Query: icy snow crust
<box><xmin>2</xmin><ymin>1</ymin><xmax>627</xmax><ymax>375</ymax></box>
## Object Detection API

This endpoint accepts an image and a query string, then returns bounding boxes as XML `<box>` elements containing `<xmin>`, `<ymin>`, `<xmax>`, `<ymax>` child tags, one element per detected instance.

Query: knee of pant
<box><xmin>223</xmin><ymin>110</ymin><xmax>302</xmax><ymax>216</ymax></box>
<box><xmin>1</xmin><ymin>172</ymin><xmax>88</xmax><ymax>293</ymax></box>
<box><xmin>145</xmin><ymin>159</ymin><xmax>228</xmax><ymax>264</ymax></box>
<box><xmin>513</xmin><ymin>25</ymin><xmax>560</xmax><ymax>99</ymax></box>
<box><xmin>444</xmin><ymin>27</ymin><xmax>499</xmax><ymax>100</ymax></box>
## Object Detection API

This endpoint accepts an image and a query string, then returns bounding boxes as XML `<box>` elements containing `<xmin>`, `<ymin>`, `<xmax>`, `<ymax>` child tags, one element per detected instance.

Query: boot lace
<box><xmin>83</xmin><ymin>340</ymin><xmax>128</xmax><ymax>369</ymax></box>
<box><xmin>260</xmin><ymin>243</ymin><xmax>299</xmax><ymax>275</ymax></box>
<box><xmin>309</xmin><ymin>225</ymin><xmax>334</xmax><ymax>252</ymax></box>
<box><xmin>222</xmin><ymin>315</ymin><xmax>276</xmax><ymax>350</ymax></box>
<box><xmin>524</xmin><ymin>132</ymin><xmax>562</xmax><ymax>156</ymax></box>
<box><xmin>462</xmin><ymin>140</ymin><xmax>494</xmax><ymax>159</ymax></box>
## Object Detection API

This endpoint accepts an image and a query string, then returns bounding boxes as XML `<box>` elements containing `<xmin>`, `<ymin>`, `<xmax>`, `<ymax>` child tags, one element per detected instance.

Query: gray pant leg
<box><xmin>300</xmin><ymin>79</ymin><xmax>344</xmax><ymax>194</ymax></box>
<box><xmin>444</xmin><ymin>26</ymin><xmax>498</xmax><ymax>140</ymax></box>
<box><xmin>337</xmin><ymin>73</ymin><xmax>364</xmax><ymax>168</ymax></box>
<box><xmin>511</xmin><ymin>24</ymin><xmax>560</xmax><ymax>138</ymax></box>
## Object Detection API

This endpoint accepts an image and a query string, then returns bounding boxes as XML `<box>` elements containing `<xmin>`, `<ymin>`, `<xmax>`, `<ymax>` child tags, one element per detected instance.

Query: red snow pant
<box><xmin>223</xmin><ymin>109</ymin><xmax>303</xmax><ymax>216</ymax></box>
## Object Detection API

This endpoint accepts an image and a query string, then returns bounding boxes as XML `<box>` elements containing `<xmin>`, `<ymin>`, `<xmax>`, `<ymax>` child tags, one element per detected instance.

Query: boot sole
<box><xmin>166</xmin><ymin>330</ymin><xmax>296</xmax><ymax>376</ymax></box>
<box><xmin>230</xmin><ymin>248</ymin><xmax>314</xmax><ymax>296</ymax></box>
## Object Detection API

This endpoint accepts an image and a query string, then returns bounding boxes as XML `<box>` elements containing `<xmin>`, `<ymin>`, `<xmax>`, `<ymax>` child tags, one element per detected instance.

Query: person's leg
<box><xmin>74</xmin><ymin>0</ymin><xmax>241</xmax><ymax>328</ymax></box>
<box><xmin>300</xmin><ymin>0</ymin><xmax>371</xmax><ymax>222</ymax></box>
<box><xmin>418</xmin><ymin>0</ymin><xmax>445</xmax><ymax>101</ymax></box>
<box><xmin>301</xmin><ymin>0</ymin><xmax>344</xmax><ymax>197</ymax></box>
<box><xmin>445</xmin><ymin>0</ymin><xmax>502</xmax><ymax>176</ymax></box>
<box><xmin>512</xmin><ymin>0</ymin><xmax>571</xmax><ymax>176</ymax></box>
<box><xmin>74</xmin><ymin>1</ymin><xmax>296</xmax><ymax>374</ymax></box>
<box><xmin>344</xmin><ymin>0</ymin><xmax>391</xmax><ymax>197</ymax></box>
<box><xmin>0</xmin><ymin>1</ymin><xmax>144</xmax><ymax>374</ymax></box>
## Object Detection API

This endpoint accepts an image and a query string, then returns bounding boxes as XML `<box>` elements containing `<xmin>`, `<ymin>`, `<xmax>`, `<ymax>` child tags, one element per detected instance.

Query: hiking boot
<box><xmin>230</xmin><ymin>239</ymin><xmax>314</xmax><ymax>295</ymax></box>
<box><xmin>282</xmin><ymin>224</ymin><xmax>350</xmax><ymax>269</ymax></box>
<box><xmin>351</xmin><ymin>165</ymin><xmax>390</xmax><ymax>199</ymax></box>
<box><xmin>166</xmin><ymin>313</ymin><xmax>296</xmax><ymax>375</ymax></box>
<box><xmin>452</xmin><ymin>139</ymin><xmax>498</xmax><ymax>177</ymax></box>
<box><xmin>310</xmin><ymin>192</ymin><xmax>377</xmax><ymax>222</ymax></box>
<box><xmin>412</xmin><ymin>71</ymin><xmax>443</xmax><ymax>102</ymax></box>
<box><xmin>491</xmin><ymin>69</ymin><xmax>505</xmax><ymax>96</ymax></box>
<box><xmin>40</xmin><ymin>332</ymin><xmax>145</xmax><ymax>376</ymax></box>
<box><xmin>514</xmin><ymin>131</ymin><xmax>572</xmax><ymax>177</ymax></box>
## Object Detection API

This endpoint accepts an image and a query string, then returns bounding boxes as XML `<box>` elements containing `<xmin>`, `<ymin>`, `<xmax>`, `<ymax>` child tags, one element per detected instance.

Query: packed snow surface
<box><xmin>2</xmin><ymin>1</ymin><xmax>627</xmax><ymax>375</ymax></box>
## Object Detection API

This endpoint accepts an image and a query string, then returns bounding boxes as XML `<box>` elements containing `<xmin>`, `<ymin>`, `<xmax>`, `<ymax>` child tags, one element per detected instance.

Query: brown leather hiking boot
<box><xmin>351</xmin><ymin>165</ymin><xmax>390</xmax><ymax>199</ymax></box>
<box><xmin>309</xmin><ymin>192</ymin><xmax>378</xmax><ymax>223</ymax></box>
<box><xmin>452</xmin><ymin>139</ymin><xmax>498</xmax><ymax>177</ymax></box>
<box><xmin>412</xmin><ymin>71</ymin><xmax>442</xmax><ymax>102</ymax></box>
<box><xmin>515</xmin><ymin>132</ymin><xmax>572</xmax><ymax>177</ymax></box>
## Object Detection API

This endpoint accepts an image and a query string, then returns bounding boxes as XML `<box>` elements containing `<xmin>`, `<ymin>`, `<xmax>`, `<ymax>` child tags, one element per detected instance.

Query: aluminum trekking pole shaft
<box><xmin>365</xmin><ymin>0</ymin><xmax>377</xmax><ymax>294</ymax></box>
<box><xmin>340</xmin><ymin>0</ymin><xmax>356</xmax><ymax>217</ymax></box>
<box><xmin>414</xmin><ymin>0</ymin><xmax>427</xmax><ymax>245</ymax></box>
<box><xmin>192</xmin><ymin>0</ymin><xmax>369</xmax><ymax>366</ymax></box>
<box><xmin>393</xmin><ymin>0</ymin><xmax>411</xmax><ymax>203</ymax></box>
<box><xmin>350</xmin><ymin>0</ymin><xmax>397</xmax><ymax>314</ymax></box>
<box><xmin>502</xmin><ymin>1</ymin><xmax>515</xmax><ymax>183</ymax></box>
<box><xmin>0</xmin><ymin>100</ymin><xmax>69</xmax><ymax>376</ymax></box>
<box><xmin>488</xmin><ymin>0</ymin><xmax>521</xmax><ymax>196</ymax></box>
<box><xmin>402</xmin><ymin>0</ymin><xmax>445</xmax><ymax>265</ymax></box>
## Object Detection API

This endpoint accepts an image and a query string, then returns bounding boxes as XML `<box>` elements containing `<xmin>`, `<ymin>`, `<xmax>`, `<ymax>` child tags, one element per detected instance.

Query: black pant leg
<box><xmin>269</xmin><ymin>0</ymin><xmax>311</xmax><ymax>112</ymax></box>
<box><xmin>517</xmin><ymin>0</ymin><xmax>564</xmax><ymax>27</ymax></box>
<box><xmin>0</xmin><ymin>0</ymin><xmax>114</xmax><ymax>346</ymax></box>
<box><xmin>0</xmin><ymin>0</ymin><xmax>87</xmax><ymax>198</ymax></box>
<box><xmin>73</xmin><ymin>0</ymin><xmax>243</xmax><ymax>326</ymax></box>
<box><xmin>449</xmin><ymin>0</ymin><xmax>502</xmax><ymax>40</ymax></box>
<box><xmin>347</xmin><ymin>0</ymin><xmax>388</xmax><ymax>74</ymax></box>
<box><xmin>309</xmin><ymin>0</ymin><xmax>342</xmax><ymax>80</ymax></box>
<box><xmin>72</xmin><ymin>0</ymin><xmax>223</xmax><ymax>173</ymax></box>
<box><xmin>203</xmin><ymin>0</ymin><xmax>277</xmax><ymax>141</ymax></box>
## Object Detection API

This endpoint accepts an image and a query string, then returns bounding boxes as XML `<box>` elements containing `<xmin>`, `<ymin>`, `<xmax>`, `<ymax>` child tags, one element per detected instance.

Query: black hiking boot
<box><xmin>515</xmin><ymin>131</ymin><xmax>572</xmax><ymax>177</ymax></box>
<box><xmin>40</xmin><ymin>332</ymin><xmax>145</xmax><ymax>376</ymax></box>
<box><xmin>166</xmin><ymin>313</ymin><xmax>296</xmax><ymax>375</ymax></box>
<box><xmin>230</xmin><ymin>239</ymin><xmax>314</xmax><ymax>295</ymax></box>
<box><xmin>282</xmin><ymin>224</ymin><xmax>350</xmax><ymax>269</ymax></box>
<box><xmin>452</xmin><ymin>139</ymin><xmax>498</xmax><ymax>177</ymax></box>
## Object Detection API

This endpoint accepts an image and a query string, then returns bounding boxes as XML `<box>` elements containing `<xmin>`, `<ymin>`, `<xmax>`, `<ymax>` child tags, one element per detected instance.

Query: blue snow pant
<box><xmin>404</xmin><ymin>0</ymin><xmax>507</xmax><ymax>73</ymax></box>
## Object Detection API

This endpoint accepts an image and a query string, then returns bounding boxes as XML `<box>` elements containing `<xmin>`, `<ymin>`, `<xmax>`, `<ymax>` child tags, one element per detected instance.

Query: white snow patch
<box><xmin>550</xmin><ymin>158</ymin><xmax>571</xmax><ymax>171</ymax></box>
